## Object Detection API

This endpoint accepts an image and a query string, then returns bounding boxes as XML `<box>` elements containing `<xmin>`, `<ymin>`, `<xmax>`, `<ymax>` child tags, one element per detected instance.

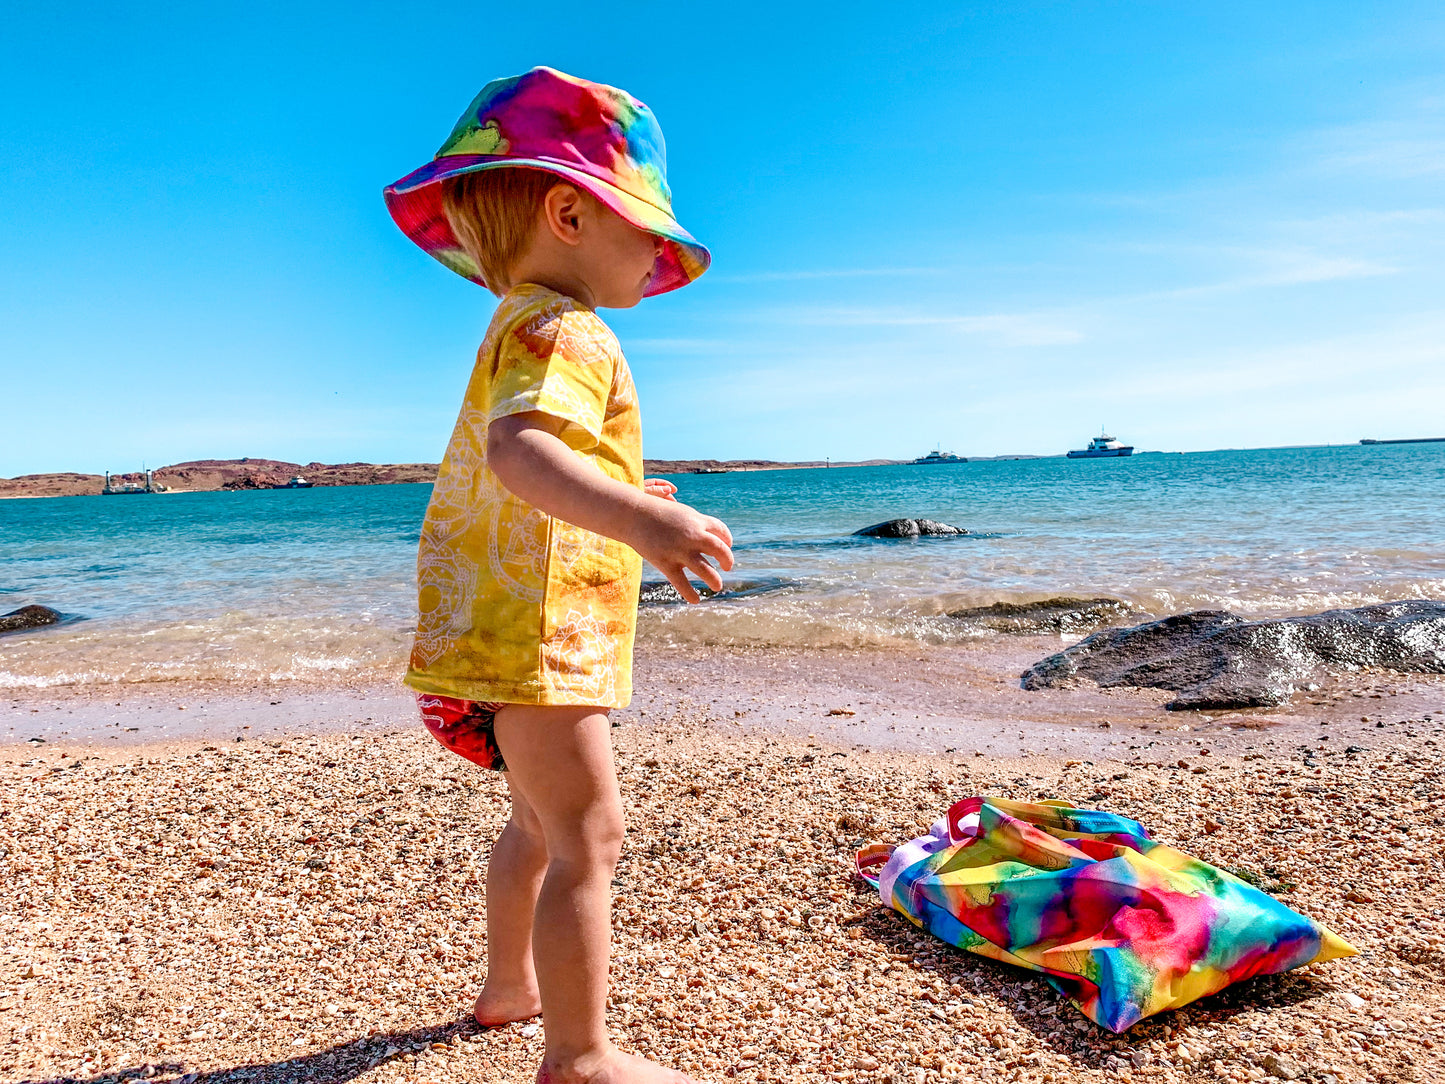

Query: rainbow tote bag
<box><xmin>856</xmin><ymin>796</ymin><xmax>1355</xmax><ymax>1031</ymax></box>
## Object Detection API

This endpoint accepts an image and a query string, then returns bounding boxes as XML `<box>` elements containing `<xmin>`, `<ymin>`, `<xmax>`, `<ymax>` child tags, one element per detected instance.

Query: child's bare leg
<box><xmin>473</xmin><ymin>778</ymin><xmax>546</xmax><ymax>1025</ymax></box>
<box><xmin>494</xmin><ymin>704</ymin><xmax>694</xmax><ymax>1084</ymax></box>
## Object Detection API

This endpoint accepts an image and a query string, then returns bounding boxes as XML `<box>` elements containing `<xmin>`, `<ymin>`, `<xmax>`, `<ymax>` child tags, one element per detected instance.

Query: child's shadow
<box><xmin>28</xmin><ymin>1013</ymin><xmax>481</xmax><ymax>1084</ymax></box>
<box><xmin>853</xmin><ymin>903</ymin><xmax>1334</xmax><ymax>1068</ymax></box>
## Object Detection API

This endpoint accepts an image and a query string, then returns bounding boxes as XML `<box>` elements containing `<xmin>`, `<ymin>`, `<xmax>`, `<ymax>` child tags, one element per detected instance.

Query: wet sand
<box><xmin>3</xmin><ymin>644</ymin><xmax>1445</xmax><ymax>1083</ymax></box>
<box><xmin>9</xmin><ymin>639</ymin><xmax>1443</xmax><ymax>763</ymax></box>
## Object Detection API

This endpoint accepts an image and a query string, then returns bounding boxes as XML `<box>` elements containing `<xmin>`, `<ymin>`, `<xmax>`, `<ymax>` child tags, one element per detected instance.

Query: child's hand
<box><xmin>631</xmin><ymin>497</ymin><xmax>733</xmax><ymax>604</ymax></box>
<box><xmin>643</xmin><ymin>478</ymin><xmax>678</xmax><ymax>501</ymax></box>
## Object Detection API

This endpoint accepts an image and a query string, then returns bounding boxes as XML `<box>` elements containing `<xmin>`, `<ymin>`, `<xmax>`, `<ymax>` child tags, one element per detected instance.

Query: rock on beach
<box><xmin>1021</xmin><ymin>599</ymin><xmax>1445</xmax><ymax>709</ymax></box>
<box><xmin>948</xmin><ymin>597</ymin><xmax>1133</xmax><ymax>635</ymax></box>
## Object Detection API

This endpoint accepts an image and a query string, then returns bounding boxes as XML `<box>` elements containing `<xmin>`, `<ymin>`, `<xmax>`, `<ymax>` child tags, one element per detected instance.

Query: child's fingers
<box><xmin>687</xmin><ymin>554</ymin><xmax>724</xmax><ymax>594</ymax></box>
<box><xmin>705</xmin><ymin>516</ymin><xmax>734</xmax><ymax>547</ymax></box>
<box><xmin>664</xmin><ymin>566</ymin><xmax>702</xmax><ymax>604</ymax></box>
<box><xmin>699</xmin><ymin>532</ymin><xmax>734</xmax><ymax>572</ymax></box>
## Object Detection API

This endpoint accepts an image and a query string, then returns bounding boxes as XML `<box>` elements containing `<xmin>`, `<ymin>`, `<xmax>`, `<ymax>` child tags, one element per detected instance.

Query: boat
<box><xmin>102</xmin><ymin>469</ymin><xmax>168</xmax><ymax>495</ymax></box>
<box><xmin>1067</xmin><ymin>432</ymin><xmax>1134</xmax><ymax>459</ymax></box>
<box><xmin>910</xmin><ymin>449</ymin><xmax>967</xmax><ymax>465</ymax></box>
<box><xmin>279</xmin><ymin>476</ymin><xmax>315</xmax><ymax>488</ymax></box>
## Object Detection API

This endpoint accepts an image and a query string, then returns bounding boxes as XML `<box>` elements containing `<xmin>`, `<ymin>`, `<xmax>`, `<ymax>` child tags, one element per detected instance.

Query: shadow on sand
<box><xmin>19</xmin><ymin>1012</ymin><xmax>496</xmax><ymax>1084</ymax></box>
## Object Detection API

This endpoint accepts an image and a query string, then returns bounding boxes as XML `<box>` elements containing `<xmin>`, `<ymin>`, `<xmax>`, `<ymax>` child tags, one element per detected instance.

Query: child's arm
<box><xmin>488</xmin><ymin>412</ymin><xmax>733</xmax><ymax>604</ymax></box>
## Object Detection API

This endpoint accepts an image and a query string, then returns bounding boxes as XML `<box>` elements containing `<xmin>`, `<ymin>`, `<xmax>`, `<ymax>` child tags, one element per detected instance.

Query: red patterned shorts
<box><xmin>417</xmin><ymin>694</ymin><xmax>508</xmax><ymax>772</ymax></box>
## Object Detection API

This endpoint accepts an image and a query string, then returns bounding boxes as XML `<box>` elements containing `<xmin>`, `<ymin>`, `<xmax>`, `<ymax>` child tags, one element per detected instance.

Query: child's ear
<box><xmin>542</xmin><ymin>183</ymin><xmax>587</xmax><ymax>246</ymax></box>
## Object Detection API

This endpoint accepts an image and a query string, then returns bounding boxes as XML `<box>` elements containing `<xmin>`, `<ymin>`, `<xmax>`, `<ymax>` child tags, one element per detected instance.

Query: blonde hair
<box><xmin>440</xmin><ymin>168</ymin><xmax>567</xmax><ymax>294</ymax></box>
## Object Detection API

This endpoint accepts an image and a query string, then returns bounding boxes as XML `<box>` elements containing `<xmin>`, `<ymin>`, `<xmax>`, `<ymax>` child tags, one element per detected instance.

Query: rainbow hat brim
<box><xmin>384</xmin><ymin>155</ymin><xmax>709</xmax><ymax>297</ymax></box>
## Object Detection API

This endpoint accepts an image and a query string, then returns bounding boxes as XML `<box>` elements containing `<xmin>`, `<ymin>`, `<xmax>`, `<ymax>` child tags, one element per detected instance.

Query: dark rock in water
<box><xmin>639</xmin><ymin>576</ymin><xmax>800</xmax><ymax>607</ymax></box>
<box><xmin>0</xmin><ymin>605</ymin><xmax>63</xmax><ymax>635</ymax></box>
<box><xmin>1021</xmin><ymin>600</ymin><xmax>1445</xmax><ymax>710</ymax></box>
<box><xmin>639</xmin><ymin>581</ymin><xmax>721</xmax><ymax>606</ymax></box>
<box><xmin>949</xmin><ymin>597</ymin><xmax>1133</xmax><ymax>635</ymax></box>
<box><xmin>854</xmin><ymin>519</ymin><xmax>969</xmax><ymax>538</ymax></box>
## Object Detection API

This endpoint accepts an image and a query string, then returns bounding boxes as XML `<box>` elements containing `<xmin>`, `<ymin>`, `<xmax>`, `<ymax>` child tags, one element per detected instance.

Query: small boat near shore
<box><xmin>277</xmin><ymin>476</ymin><xmax>315</xmax><ymax>489</ymax></box>
<box><xmin>910</xmin><ymin>449</ymin><xmax>967</xmax><ymax>465</ymax></box>
<box><xmin>102</xmin><ymin>470</ymin><xmax>168</xmax><ymax>495</ymax></box>
<box><xmin>1067</xmin><ymin>433</ymin><xmax>1134</xmax><ymax>459</ymax></box>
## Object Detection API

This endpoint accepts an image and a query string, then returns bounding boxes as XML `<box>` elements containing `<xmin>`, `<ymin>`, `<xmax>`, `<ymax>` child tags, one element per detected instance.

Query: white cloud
<box><xmin>706</xmin><ymin>266</ymin><xmax>944</xmax><ymax>284</ymax></box>
<box><xmin>1308</xmin><ymin>121</ymin><xmax>1445</xmax><ymax>178</ymax></box>
<box><xmin>784</xmin><ymin>306</ymin><xmax>1086</xmax><ymax>346</ymax></box>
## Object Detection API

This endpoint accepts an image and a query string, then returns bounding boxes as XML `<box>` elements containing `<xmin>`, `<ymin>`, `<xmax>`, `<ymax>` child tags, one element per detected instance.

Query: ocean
<box><xmin>3</xmin><ymin>443</ymin><xmax>1443</xmax><ymax>689</ymax></box>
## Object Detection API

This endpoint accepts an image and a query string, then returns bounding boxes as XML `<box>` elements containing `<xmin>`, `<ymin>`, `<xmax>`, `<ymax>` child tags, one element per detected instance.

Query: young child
<box><xmin>383</xmin><ymin>67</ymin><xmax>732</xmax><ymax>1084</ymax></box>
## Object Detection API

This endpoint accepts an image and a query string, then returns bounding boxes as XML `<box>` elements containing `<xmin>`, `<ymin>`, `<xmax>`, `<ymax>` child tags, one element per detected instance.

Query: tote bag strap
<box><xmin>855</xmin><ymin>844</ymin><xmax>892</xmax><ymax>888</ymax></box>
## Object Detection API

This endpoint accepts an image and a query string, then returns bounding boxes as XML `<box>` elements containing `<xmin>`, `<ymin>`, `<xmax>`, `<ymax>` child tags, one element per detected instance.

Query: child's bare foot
<box><xmin>538</xmin><ymin>1047</ymin><xmax>698</xmax><ymax>1084</ymax></box>
<box><xmin>472</xmin><ymin>981</ymin><xmax>542</xmax><ymax>1027</ymax></box>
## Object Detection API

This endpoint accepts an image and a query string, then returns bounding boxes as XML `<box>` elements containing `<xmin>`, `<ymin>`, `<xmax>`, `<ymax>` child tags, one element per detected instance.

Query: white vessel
<box><xmin>910</xmin><ymin>449</ymin><xmax>967</xmax><ymax>465</ymax></box>
<box><xmin>1066</xmin><ymin>433</ymin><xmax>1134</xmax><ymax>459</ymax></box>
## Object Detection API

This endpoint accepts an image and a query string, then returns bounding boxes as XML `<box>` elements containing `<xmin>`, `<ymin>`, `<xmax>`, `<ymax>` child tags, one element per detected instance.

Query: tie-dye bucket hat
<box><xmin>384</xmin><ymin>66</ymin><xmax>709</xmax><ymax>296</ymax></box>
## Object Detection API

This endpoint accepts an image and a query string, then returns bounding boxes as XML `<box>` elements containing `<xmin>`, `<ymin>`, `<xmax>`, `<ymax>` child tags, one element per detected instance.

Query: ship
<box><xmin>102</xmin><ymin>469</ymin><xmax>168</xmax><ymax>495</ymax></box>
<box><xmin>1066</xmin><ymin>433</ymin><xmax>1134</xmax><ymax>459</ymax></box>
<box><xmin>278</xmin><ymin>476</ymin><xmax>315</xmax><ymax>488</ymax></box>
<box><xmin>910</xmin><ymin>449</ymin><xmax>967</xmax><ymax>465</ymax></box>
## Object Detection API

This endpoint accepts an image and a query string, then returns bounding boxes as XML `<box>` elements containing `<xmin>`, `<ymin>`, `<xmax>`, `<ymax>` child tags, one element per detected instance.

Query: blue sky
<box><xmin>3</xmin><ymin>1</ymin><xmax>1443</xmax><ymax>475</ymax></box>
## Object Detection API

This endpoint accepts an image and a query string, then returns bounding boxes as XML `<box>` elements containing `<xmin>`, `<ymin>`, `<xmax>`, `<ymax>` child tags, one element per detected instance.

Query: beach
<box><xmin>4</xmin><ymin>642</ymin><xmax>1445</xmax><ymax>1084</ymax></box>
<box><xmin>4</xmin><ymin>447</ymin><xmax>1445</xmax><ymax>1082</ymax></box>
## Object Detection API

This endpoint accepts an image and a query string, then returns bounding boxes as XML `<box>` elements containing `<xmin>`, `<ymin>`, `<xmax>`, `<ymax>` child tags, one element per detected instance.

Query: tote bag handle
<box><xmin>855</xmin><ymin>844</ymin><xmax>892</xmax><ymax>888</ymax></box>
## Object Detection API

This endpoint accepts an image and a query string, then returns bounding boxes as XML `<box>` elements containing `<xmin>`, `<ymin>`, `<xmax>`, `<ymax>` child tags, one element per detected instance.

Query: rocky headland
<box><xmin>0</xmin><ymin>460</ymin><xmax>441</xmax><ymax>498</ymax></box>
<box><xmin>0</xmin><ymin>458</ymin><xmax>907</xmax><ymax>498</ymax></box>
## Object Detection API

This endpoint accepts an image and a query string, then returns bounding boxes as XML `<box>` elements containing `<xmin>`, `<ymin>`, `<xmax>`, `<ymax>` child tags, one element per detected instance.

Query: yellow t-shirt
<box><xmin>405</xmin><ymin>283</ymin><xmax>644</xmax><ymax>707</ymax></box>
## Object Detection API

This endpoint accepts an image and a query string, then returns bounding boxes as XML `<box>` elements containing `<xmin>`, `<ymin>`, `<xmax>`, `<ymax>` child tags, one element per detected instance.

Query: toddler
<box><xmin>383</xmin><ymin>67</ymin><xmax>731</xmax><ymax>1084</ymax></box>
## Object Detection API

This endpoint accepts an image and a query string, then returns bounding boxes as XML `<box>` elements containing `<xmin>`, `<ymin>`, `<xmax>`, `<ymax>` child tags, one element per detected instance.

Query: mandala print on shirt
<box><xmin>543</xmin><ymin>609</ymin><xmax>618</xmax><ymax>703</ymax></box>
<box><xmin>423</xmin><ymin>406</ymin><xmax>488</xmax><ymax>540</ymax></box>
<box><xmin>553</xmin><ymin>520</ymin><xmax>611</xmax><ymax>575</ymax></box>
<box><xmin>515</xmin><ymin>303</ymin><xmax>618</xmax><ymax>369</ymax></box>
<box><xmin>413</xmin><ymin>407</ymin><xmax>489</xmax><ymax>665</ymax></box>
<box><xmin>489</xmin><ymin>377</ymin><xmax>603</xmax><ymax>442</ymax></box>
<box><xmin>487</xmin><ymin>499</ymin><xmax>549</xmax><ymax>603</ymax></box>
<box><xmin>413</xmin><ymin>537</ymin><xmax>480</xmax><ymax>667</ymax></box>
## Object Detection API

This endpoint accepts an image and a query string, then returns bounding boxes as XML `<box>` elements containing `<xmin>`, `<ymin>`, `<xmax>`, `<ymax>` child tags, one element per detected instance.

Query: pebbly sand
<box><xmin>3</xmin><ymin>642</ymin><xmax>1445</xmax><ymax>1084</ymax></box>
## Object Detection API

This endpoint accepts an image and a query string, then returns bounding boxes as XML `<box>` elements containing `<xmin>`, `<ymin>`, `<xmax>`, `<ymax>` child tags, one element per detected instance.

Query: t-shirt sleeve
<box><xmin>488</xmin><ymin>304</ymin><xmax>618</xmax><ymax>452</ymax></box>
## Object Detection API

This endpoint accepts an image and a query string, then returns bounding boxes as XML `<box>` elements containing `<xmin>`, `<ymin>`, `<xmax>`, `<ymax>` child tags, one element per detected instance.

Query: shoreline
<box><xmin>0</xmin><ymin>459</ymin><xmax>906</xmax><ymax>499</ymax></box>
<box><xmin>3</xmin><ymin>647</ymin><xmax>1442</xmax><ymax>1083</ymax></box>
<box><xmin>7</xmin><ymin>640</ymin><xmax>1444</xmax><ymax>761</ymax></box>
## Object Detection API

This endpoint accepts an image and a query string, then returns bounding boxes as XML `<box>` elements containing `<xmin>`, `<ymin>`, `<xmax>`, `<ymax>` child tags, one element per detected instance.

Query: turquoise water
<box><xmin>2</xmin><ymin>443</ymin><xmax>1443</xmax><ymax>686</ymax></box>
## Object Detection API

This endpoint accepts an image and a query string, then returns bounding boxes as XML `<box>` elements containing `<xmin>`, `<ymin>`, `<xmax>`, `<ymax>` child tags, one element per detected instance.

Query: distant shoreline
<box><xmin>0</xmin><ymin>456</ymin><xmax>916</xmax><ymax>499</ymax></box>
<box><xmin>6</xmin><ymin>440</ymin><xmax>1438</xmax><ymax>498</ymax></box>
